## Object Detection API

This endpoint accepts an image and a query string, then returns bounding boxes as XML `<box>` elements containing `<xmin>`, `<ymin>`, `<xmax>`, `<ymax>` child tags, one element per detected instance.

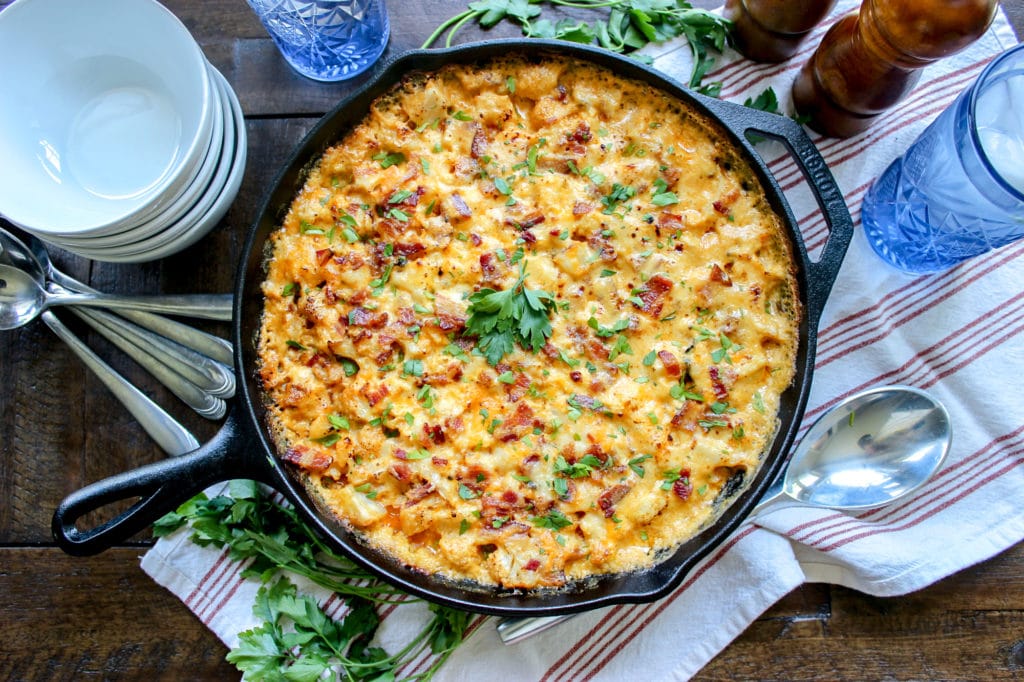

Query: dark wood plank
<box><xmin>0</xmin><ymin>548</ymin><xmax>236</xmax><ymax>680</ymax></box>
<box><xmin>1</xmin><ymin>0</ymin><xmax>1022</xmax><ymax>679</ymax></box>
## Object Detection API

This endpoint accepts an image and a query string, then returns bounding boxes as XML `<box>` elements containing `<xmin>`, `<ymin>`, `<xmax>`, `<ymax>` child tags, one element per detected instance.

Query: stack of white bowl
<box><xmin>0</xmin><ymin>0</ymin><xmax>246</xmax><ymax>263</ymax></box>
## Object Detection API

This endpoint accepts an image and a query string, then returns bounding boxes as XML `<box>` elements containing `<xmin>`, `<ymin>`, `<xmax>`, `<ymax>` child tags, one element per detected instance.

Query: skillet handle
<box><xmin>699</xmin><ymin>99</ymin><xmax>854</xmax><ymax>327</ymax></box>
<box><xmin>52</xmin><ymin>411</ymin><xmax>267</xmax><ymax>556</ymax></box>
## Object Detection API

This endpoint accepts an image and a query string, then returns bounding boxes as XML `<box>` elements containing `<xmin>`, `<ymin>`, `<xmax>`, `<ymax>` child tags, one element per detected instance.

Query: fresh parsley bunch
<box><xmin>463</xmin><ymin>261</ymin><xmax>556</xmax><ymax>365</ymax></box>
<box><xmin>155</xmin><ymin>481</ymin><xmax>471</xmax><ymax>681</ymax></box>
<box><xmin>422</xmin><ymin>0</ymin><xmax>733</xmax><ymax>88</ymax></box>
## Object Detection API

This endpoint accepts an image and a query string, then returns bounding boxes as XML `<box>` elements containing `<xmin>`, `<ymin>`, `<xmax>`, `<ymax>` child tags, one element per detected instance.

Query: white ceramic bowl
<box><xmin>47</xmin><ymin>78</ymin><xmax>226</xmax><ymax>250</ymax></box>
<box><xmin>64</xmin><ymin>65</ymin><xmax>247</xmax><ymax>263</ymax></box>
<box><xmin>0</xmin><ymin>0</ymin><xmax>213</xmax><ymax>237</ymax></box>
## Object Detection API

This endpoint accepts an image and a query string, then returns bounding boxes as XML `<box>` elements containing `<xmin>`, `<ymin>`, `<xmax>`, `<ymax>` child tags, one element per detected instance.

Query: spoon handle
<box><xmin>67</xmin><ymin>308</ymin><xmax>228</xmax><ymax>420</ymax></box>
<box><xmin>50</xmin><ymin>291</ymin><xmax>233</xmax><ymax>321</ymax></box>
<box><xmin>46</xmin><ymin>275</ymin><xmax>234</xmax><ymax>366</ymax></box>
<box><xmin>69</xmin><ymin>305</ymin><xmax>234</xmax><ymax>398</ymax></box>
<box><xmin>40</xmin><ymin>310</ymin><xmax>200</xmax><ymax>456</ymax></box>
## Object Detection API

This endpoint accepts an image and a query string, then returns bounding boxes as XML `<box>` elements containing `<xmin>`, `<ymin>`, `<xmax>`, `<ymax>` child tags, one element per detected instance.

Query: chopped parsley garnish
<box><xmin>372</xmin><ymin>151</ymin><xmax>406</xmax><ymax>168</ymax></box>
<box><xmin>285</xmin><ymin>339</ymin><xmax>307</xmax><ymax>350</ymax></box>
<box><xmin>628</xmin><ymin>454</ymin><xmax>652</xmax><ymax>478</ymax></box>
<box><xmin>403</xmin><ymin>359</ymin><xmax>424</xmax><ymax>377</ymax></box>
<box><xmin>600</xmin><ymin>183</ymin><xmax>635</xmax><ymax>215</ymax></box>
<box><xmin>458</xmin><ymin>483</ymin><xmax>480</xmax><ymax>500</ymax></box>
<box><xmin>464</xmin><ymin>262</ymin><xmax>556</xmax><ymax>365</ymax></box>
<box><xmin>531</xmin><ymin>509</ymin><xmax>573</xmax><ymax>531</ymax></box>
<box><xmin>587</xmin><ymin>316</ymin><xmax>629</xmax><ymax>338</ymax></box>
<box><xmin>328</xmin><ymin>414</ymin><xmax>350</xmax><ymax>431</ymax></box>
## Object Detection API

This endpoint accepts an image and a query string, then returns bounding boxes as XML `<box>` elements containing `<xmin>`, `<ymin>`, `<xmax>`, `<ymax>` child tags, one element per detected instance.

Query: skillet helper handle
<box><xmin>700</xmin><ymin>99</ymin><xmax>854</xmax><ymax>327</ymax></box>
<box><xmin>52</xmin><ymin>413</ymin><xmax>252</xmax><ymax>556</ymax></box>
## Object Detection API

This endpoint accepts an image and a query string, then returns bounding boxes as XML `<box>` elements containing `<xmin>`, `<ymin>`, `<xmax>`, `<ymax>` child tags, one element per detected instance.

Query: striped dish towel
<box><xmin>142</xmin><ymin>3</ymin><xmax>1024</xmax><ymax>679</ymax></box>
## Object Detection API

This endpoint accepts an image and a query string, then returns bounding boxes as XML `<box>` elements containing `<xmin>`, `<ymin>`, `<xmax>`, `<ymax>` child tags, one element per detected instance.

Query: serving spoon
<box><xmin>0</xmin><ymin>262</ymin><xmax>233</xmax><ymax>326</ymax></box>
<box><xmin>496</xmin><ymin>385</ymin><xmax>953</xmax><ymax>645</ymax></box>
<box><xmin>20</xmin><ymin>229</ymin><xmax>234</xmax><ymax>367</ymax></box>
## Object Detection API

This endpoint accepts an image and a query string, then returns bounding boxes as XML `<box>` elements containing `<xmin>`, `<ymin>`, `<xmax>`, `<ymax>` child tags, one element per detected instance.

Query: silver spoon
<box><xmin>0</xmin><ymin>229</ymin><xmax>232</xmax><ymax>413</ymax></box>
<box><xmin>496</xmin><ymin>385</ymin><xmax>952</xmax><ymax>645</ymax></box>
<box><xmin>38</xmin><ymin>309</ymin><xmax>200</xmax><ymax>456</ymax></box>
<box><xmin>21</xmin><ymin>230</ymin><xmax>234</xmax><ymax>368</ymax></box>
<box><xmin>0</xmin><ymin>261</ymin><xmax>233</xmax><ymax>326</ymax></box>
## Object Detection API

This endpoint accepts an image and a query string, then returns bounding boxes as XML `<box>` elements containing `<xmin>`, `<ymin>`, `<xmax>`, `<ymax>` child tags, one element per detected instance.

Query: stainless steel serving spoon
<box><xmin>19</xmin><ymin>229</ymin><xmax>234</xmax><ymax>367</ymax></box>
<box><xmin>0</xmin><ymin>262</ymin><xmax>233</xmax><ymax>326</ymax></box>
<box><xmin>0</xmin><ymin>229</ymin><xmax>230</xmax><ymax>417</ymax></box>
<box><xmin>496</xmin><ymin>385</ymin><xmax>953</xmax><ymax>645</ymax></box>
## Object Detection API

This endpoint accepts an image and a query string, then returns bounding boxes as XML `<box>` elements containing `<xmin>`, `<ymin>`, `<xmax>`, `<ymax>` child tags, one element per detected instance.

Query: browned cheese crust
<box><xmin>257</xmin><ymin>54</ymin><xmax>800</xmax><ymax>590</ymax></box>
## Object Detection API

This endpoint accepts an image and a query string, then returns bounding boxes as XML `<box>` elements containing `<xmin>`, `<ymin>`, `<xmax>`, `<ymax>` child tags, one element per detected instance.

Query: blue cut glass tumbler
<box><xmin>860</xmin><ymin>43</ymin><xmax>1024</xmax><ymax>274</ymax></box>
<box><xmin>247</xmin><ymin>0</ymin><xmax>389</xmax><ymax>82</ymax></box>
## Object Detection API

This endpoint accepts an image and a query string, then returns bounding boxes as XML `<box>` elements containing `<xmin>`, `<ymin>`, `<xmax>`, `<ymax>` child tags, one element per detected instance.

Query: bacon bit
<box><xmin>394</xmin><ymin>242</ymin><xmax>427</xmax><ymax>260</ymax></box>
<box><xmin>597</xmin><ymin>484</ymin><xmax>631</xmax><ymax>518</ymax></box>
<box><xmin>314</xmin><ymin>248</ymin><xmax>333</xmax><ymax>267</ymax></box>
<box><xmin>673</xmin><ymin>470</ymin><xmax>693</xmax><ymax>501</ymax></box>
<box><xmin>421</xmin><ymin>362</ymin><xmax>463</xmax><ymax>387</ymax></box>
<box><xmin>450</xmin><ymin>193</ymin><xmax>472</xmax><ymax>220</ymax></box>
<box><xmin>305</xmin><ymin>353</ymin><xmax>327</xmax><ymax>368</ymax></box>
<box><xmin>569</xmin><ymin>370</ymin><xmax>582</xmax><ymax>382</ymax></box>
<box><xmin>670</xmin><ymin>400</ymin><xmax>703</xmax><ymax>431</ymax></box>
<box><xmin>282</xmin><ymin>446</ymin><xmax>332</xmax><ymax>472</ymax></box>
<box><xmin>635</xmin><ymin>274</ymin><xmax>674</xmax><ymax>317</ymax></box>
<box><xmin>281</xmin><ymin>384</ymin><xmax>308</xmax><ymax>407</ymax></box>
<box><xmin>587</xmin><ymin>338</ymin><xmax>610</xmax><ymax>361</ymax></box>
<box><xmin>567</xmin><ymin>122</ymin><xmax>592</xmax><ymax>144</ymax></box>
<box><xmin>423</xmin><ymin>423</ymin><xmax>446</xmax><ymax>445</ymax></box>
<box><xmin>573</xmin><ymin>201</ymin><xmax>593</xmax><ymax>216</ymax></box>
<box><xmin>397</xmin><ymin>307</ymin><xmax>417</xmax><ymax>325</ymax></box>
<box><xmin>504</xmin><ymin>372</ymin><xmax>531</xmax><ymax>403</ymax></box>
<box><xmin>452</xmin><ymin>158</ymin><xmax>479</xmax><ymax>181</ymax></box>
<box><xmin>519</xmin><ymin>212</ymin><xmax>546</xmax><ymax>229</ymax></box>
<box><xmin>657</xmin><ymin>350</ymin><xmax>681</xmax><ymax>377</ymax></box>
<box><xmin>471</xmin><ymin>127</ymin><xmax>488</xmax><ymax>159</ymax></box>
<box><xmin>496</xmin><ymin>402</ymin><xmax>541</xmax><ymax>442</ymax></box>
<box><xmin>390</xmin><ymin>462</ymin><xmax>411</xmax><ymax>481</ymax></box>
<box><xmin>377</xmin><ymin>217</ymin><xmax>407</xmax><ymax>239</ymax></box>
<box><xmin>556</xmin><ymin>84</ymin><xmax>568</xmax><ymax>102</ymax></box>
<box><xmin>479</xmin><ymin>252</ymin><xmax>500</xmax><ymax>282</ymax></box>
<box><xmin>361</xmin><ymin>383</ymin><xmax>390</xmax><ymax>407</ymax></box>
<box><xmin>588</xmin><ymin>235</ymin><xmax>617</xmax><ymax>262</ymax></box>
<box><xmin>709</xmin><ymin>366</ymin><xmax>729</xmax><ymax>401</ymax></box>
<box><xmin>750</xmin><ymin>284</ymin><xmax>762</xmax><ymax>301</ymax></box>
<box><xmin>347</xmin><ymin>307</ymin><xmax>389</xmax><ymax>328</ymax></box>
<box><xmin>540</xmin><ymin>342</ymin><xmax>561</xmax><ymax>360</ymax></box>
<box><xmin>432</xmin><ymin>296</ymin><xmax>467</xmax><ymax>333</ymax></box>
<box><xmin>404</xmin><ymin>482</ymin><xmax>435</xmax><ymax>506</ymax></box>
<box><xmin>348</xmin><ymin>289</ymin><xmax>369</xmax><ymax>306</ymax></box>
<box><xmin>523</xmin><ymin>558</ymin><xmax>541</xmax><ymax>571</ymax></box>
<box><xmin>323</xmin><ymin>286</ymin><xmax>338</xmax><ymax>305</ymax></box>
<box><xmin>394</xmin><ymin>448</ymin><xmax>408</xmax><ymax>460</ymax></box>
<box><xmin>709</xmin><ymin>263</ymin><xmax>733</xmax><ymax>286</ymax></box>
<box><xmin>713</xmin><ymin>200</ymin><xmax>730</xmax><ymax>215</ymax></box>
<box><xmin>431</xmin><ymin>456</ymin><xmax>448</xmax><ymax>467</ymax></box>
<box><xmin>502</xmin><ymin>490</ymin><xmax>519</xmax><ymax>505</ymax></box>
<box><xmin>657</xmin><ymin>211</ymin><xmax>684</xmax><ymax>231</ymax></box>
<box><xmin>469</xmin><ymin>233</ymin><xmax>482</xmax><ymax>246</ymax></box>
<box><xmin>333</xmin><ymin>253</ymin><xmax>365</xmax><ymax>270</ymax></box>
<box><xmin>444</xmin><ymin>415</ymin><xmax>464</xmax><ymax>434</ymax></box>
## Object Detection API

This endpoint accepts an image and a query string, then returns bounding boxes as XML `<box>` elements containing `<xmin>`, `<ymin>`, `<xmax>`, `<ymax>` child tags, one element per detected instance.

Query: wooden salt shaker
<box><xmin>792</xmin><ymin>0</ymin><xmax>999</xmax><ymax>138</ymax></box>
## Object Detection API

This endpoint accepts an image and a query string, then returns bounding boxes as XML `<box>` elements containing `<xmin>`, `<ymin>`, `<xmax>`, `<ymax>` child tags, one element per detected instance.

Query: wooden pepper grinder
<box><xmin>724</xmin><ymin>0</ymin><xmax>838</xmax><ymax>62</ymax></box>
<box><xmin>792</xmin><ymin>0</ymin><xmax>999</xmax><ymax>138</ymax></box>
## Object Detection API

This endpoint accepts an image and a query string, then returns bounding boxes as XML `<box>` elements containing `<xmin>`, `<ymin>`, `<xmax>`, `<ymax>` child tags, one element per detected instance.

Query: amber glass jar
<box><xmin>792</xmin><ymin>0</ymin><xmax>998</xmax><ymax>138</ymax></box>
<box><xmin>724</xmin><ymin>0</ymin><xmax>838</xmax><ymax>62</ymax></box>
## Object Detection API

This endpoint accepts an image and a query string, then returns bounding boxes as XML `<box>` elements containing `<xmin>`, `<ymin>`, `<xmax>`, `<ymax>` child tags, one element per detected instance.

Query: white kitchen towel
<box><xmin>142</xmin><ymin>3</ymin><xmax>1024</xmax><ymax>679</ymax></box>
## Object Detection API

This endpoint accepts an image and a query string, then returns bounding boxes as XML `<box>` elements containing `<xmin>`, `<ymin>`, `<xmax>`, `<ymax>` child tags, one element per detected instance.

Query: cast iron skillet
<box><xmin>53</xmin><ymin>39</ymin><xmax>853</xmax><ymax>617</ymax></box>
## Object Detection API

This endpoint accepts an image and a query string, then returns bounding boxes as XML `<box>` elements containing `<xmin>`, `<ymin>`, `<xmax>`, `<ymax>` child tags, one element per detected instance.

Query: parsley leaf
<box><xmin>422</xmin><ymin>1</ymin><xmax>732</xmax><ymax>90</ymax></box>
<box><xmin>464</xmin><ymin>261</ymin><xmax>556</xmax><ymax>365</ymax></box>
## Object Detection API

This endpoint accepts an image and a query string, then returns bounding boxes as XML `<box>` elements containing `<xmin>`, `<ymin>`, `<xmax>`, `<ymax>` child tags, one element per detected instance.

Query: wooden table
<box><xmin>2</xmin><ymin>1</ymin><xmax>1023</xmax><ymax>678</ymax></box>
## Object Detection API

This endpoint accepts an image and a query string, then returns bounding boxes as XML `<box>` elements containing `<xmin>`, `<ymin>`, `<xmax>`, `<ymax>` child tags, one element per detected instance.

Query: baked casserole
<box><xmin>257</xmin><ymin>54</ymin><xmax>800</xmax><ymax>591</ymax></box>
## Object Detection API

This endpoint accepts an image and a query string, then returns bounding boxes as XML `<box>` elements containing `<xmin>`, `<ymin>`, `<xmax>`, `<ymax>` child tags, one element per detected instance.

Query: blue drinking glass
<box><xmin>860</xmin><ymin>43</ymin><xmax>1024</xmax><ymax>274</ymax></box>
<box><xmin>247</xmin><ymin>0</ymin><xmax>389</xmax><ymax>82</ymax></box>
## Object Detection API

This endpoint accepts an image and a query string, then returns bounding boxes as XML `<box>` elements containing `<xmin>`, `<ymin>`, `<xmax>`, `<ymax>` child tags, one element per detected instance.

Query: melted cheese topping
<box><xmin>257</xmin><ymin>55</ymin><xmax>800</xmax><ymax>591</ymax></box>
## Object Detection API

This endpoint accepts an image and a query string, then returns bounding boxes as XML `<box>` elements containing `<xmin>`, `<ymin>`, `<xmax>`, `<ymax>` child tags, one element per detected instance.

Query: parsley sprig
<box><xmin>154</xmin><ymin>481</ymin><xmax>471</xmax><ymax>681</ymax></box>
<box><xmin>422</xmin><ymin>0</ymin><xmax>733</xmax><ymax>88</ymax></box>
<box><xmin>464</xmin><ymin>261</ymin><xmax>557</xmax><ymax>365</ymax></box>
